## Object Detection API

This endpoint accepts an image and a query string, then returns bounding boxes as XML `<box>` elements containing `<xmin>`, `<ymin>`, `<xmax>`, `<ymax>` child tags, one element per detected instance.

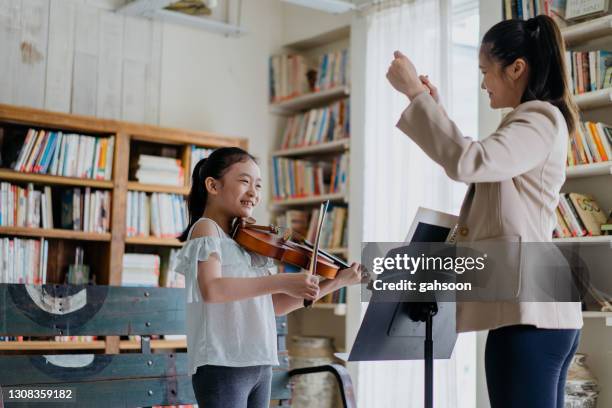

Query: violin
<box><xmin>230</xmin><ymin>218</ymin><xmax>350</xmax><ymax>279</ymax></box>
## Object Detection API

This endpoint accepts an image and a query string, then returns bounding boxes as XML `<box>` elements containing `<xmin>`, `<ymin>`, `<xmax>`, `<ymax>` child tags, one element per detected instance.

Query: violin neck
<box><xmin>303</xmin><ymin>240</ymin><xmax>350</xmax><ymax>269</ymax></box>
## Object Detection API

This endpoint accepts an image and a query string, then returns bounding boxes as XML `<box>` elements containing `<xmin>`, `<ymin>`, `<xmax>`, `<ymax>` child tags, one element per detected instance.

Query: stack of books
<box><xmin>0</xmin><ymin>183</ymin><xmax>53</xmax><ymax>228</ymax></box>
<box><xmin>126</xmin><ymin>191</ymin><xmax>187</xmax><ymax>238</ymax></box>
<box><xmin>279</xmin><ymin>99</ymin><xmax>350</xmax><ymax>149</ymax></box>
<box><xmin>135</xmin><ymin>155</ymin><xmax>184</xmax><ymax>186</ymax></box>
<box><xmin>272</xmin><ymin>155</ymin><xmax>348</xmax><ymax>200</ymax></box>
<box><xmin>60</xmin><ymin>188</ymin><xmax>111</xmax><ymax>233</ymax></box>
<box><xmin>0</xmin><ymin>237</ymin><xmax>48</xmax><ymax>283</ymax></box>
<box><xmin>554</xmin><ymin>193</ymin><xmax>609</xmax><ymax>238</ymax></box>
<box><xmin>13</xmin><ymin>129</ymin><xmax>114</xmax><ymax>180</ymax></box>
<box><xmin>567</xmin><ymin>121</ymin><xmax>612</xmax><ymax>165</ymax></box>
<box><xmin>121</xmin><ymin>253</ymin><xmax>160</xmax><ymax>287</ymax></box>
<box><xmin>566</xmin><ymin>51</ymin><xmax>612</xmax><ymax>95</ymax></box>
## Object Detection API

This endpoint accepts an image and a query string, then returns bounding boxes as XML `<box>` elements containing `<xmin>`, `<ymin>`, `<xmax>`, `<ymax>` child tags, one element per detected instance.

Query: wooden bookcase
<box><xmin>557</xmin><ymin>16</ymin><xmax>612</xmax><ymax>407</ymax></box>
<box><xmin>0</xmin><ymin>103</ymin><xmax>246</xmax><ymax>352</ymax></box>
<box><xmin>269</xmin><ymin>26</ymin><xmax>352</xmax><ymax>353</ymax></box>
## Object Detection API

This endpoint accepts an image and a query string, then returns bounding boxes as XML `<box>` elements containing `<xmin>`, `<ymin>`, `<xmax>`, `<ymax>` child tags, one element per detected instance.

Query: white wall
<box><xmin>280</xmin><ymin>2</ymin><xmax>351</xmax><ymax>45</ymax></box>
<box><xmin>158</xmin><ymin>0</ymin><xmax>284</xmax><ymax>222</ymax></box>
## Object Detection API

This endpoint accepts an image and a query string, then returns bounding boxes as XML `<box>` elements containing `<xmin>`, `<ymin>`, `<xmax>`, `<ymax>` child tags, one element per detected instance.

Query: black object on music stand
<box><xmin>349</xmin><ymin>211</ymin><xmax>458</xmax><ymax>408</ymax></box>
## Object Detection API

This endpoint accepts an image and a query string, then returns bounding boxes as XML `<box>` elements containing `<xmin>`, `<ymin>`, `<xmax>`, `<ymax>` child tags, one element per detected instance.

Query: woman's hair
<box><xmin>481</xmin><ymin>15</ymin><xmax>579</xmax><ymax>134</ymax></box>
<box><xmin>178</xmin><ymin>147</ymin><xmax>256</xmax><ymax>242</ymax></box>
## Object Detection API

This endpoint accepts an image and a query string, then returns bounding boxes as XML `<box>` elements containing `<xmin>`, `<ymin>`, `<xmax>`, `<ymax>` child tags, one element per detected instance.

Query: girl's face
<box><xmin>479</xmin><ymin>47</ymin><xmax>528</xmax><ymax>109</ymax></box>
<box><xmin>213</xmin><ymin>159</ymin><xmax>262</xmax><ymax>218</ymax></box>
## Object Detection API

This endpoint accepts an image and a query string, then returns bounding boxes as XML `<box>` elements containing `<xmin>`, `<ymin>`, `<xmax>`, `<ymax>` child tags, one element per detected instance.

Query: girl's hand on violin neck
<box><xmin>337</xmin><ymin>263</ymin><xmax>363</xmax><ymax>286</ymax></box>
<box><xmin>386</xmin><ymin>51</ymin><xmax>428</xmax><ymax>101</ymax></box>
<box><xmin>281</xmin><ymin>273</ymin><xmax>320</xmax><ymax>300</ymax></box>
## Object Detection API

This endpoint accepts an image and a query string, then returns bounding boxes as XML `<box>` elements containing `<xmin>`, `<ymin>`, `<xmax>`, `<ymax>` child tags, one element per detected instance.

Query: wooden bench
<box><xmin>0</xmin><ymin>284</ymin><xmax>355</xmax><ymax>407</ymax></box>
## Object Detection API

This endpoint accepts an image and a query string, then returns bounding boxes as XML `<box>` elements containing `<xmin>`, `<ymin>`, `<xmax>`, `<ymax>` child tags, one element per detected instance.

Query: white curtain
<box><xmin>359</xmin><ymin>0</ymin><xmax>477</xmax><ymax>406</ymax></box>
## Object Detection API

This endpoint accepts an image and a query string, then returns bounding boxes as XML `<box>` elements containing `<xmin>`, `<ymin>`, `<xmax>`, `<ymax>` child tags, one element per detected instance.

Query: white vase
<box><xmin>565</xmin><ymin>353</ymin><xmax>599</xmax><ymax>408</ymax></box>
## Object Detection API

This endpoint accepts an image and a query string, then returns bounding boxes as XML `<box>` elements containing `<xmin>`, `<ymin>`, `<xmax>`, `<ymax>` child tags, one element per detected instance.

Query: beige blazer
<box><xmin>396</xmin><ymin>92</ymin><xmax>583</xmax><ymax>333</ymax></box>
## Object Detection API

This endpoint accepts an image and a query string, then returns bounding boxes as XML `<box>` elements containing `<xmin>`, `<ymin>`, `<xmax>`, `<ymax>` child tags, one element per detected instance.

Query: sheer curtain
<box><xmin>358</xmin><ymin>0</ymin><xmax>477</xmax><ymax>406</ymax></box>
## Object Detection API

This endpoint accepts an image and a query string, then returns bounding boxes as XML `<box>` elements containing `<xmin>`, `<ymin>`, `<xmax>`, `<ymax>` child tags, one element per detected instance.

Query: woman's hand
<box><xmin>386</xmin><ymin>51</ymin><xmax>428</xmax><ymax>100</ymax></box>
<box><xmin>281</xmin><ymin>273</ymin><xmax>320</xmax><ymax>300</ymax></box>
<box><xmin>419</xmin><ymin>75</ymin><xmax>440</xmax><ymax>103</ymax></box>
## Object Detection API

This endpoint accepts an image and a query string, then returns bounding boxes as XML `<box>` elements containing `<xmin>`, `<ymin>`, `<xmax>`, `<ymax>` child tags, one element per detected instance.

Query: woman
<box><xmin>386</xmin><ymin>15</ymin><xmax>582</xmax><ymax>408</ymax></box>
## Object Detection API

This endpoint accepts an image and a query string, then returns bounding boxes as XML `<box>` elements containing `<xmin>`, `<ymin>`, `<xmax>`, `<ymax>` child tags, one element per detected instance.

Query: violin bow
<box><xmin>304</xmin><ymin>200</ymin><xmax>329</xmax><ymax>308</ymax></box>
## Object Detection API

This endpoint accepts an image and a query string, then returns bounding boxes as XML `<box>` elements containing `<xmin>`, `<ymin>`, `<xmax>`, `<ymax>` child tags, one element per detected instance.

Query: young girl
<box><xmin>387</xmin><ymin>15</ymin><xmax>581</xmax><ymax>408</ymax></box>
<box><xmin>174</xmin><ymin>147</ymin><xmax>361</xmax><ymax>408</ymax></box>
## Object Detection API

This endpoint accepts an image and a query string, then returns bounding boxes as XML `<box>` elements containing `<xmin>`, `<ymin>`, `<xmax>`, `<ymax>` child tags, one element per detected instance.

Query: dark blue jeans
<box><xmin>191</xmin><ymin>364</ymin><xmax>272</xmax><ymax>408</ymax></box>
<box><xmin>485</xmin><ymin>325</ymin><xmax>580</xmax><ymax>408</ymax></box>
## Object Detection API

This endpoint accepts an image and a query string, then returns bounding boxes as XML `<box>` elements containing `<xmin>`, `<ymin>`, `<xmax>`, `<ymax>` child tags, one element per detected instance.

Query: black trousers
<box><xmin>485</xmin><ymin>325</ymin><xmax>581</xmax><ymax>408</ymax></box>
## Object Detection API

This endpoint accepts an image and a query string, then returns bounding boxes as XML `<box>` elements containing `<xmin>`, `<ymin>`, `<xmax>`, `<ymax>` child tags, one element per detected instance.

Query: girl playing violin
<box><xmin>174</xmin><ymin>146</ymin><xmax>361</xmax><ymax>408</ymax></box>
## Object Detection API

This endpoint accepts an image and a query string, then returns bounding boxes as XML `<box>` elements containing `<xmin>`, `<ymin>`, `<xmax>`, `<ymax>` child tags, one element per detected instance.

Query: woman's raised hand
<box><xmin>386</xmin><ymin>51</ymin><xmax>428</xmax><ymax>100</ymax></box>
<box><xmin>419</xmin><ymin>75</ymin><xmax>440</xmax><ymax>103</ymax></box>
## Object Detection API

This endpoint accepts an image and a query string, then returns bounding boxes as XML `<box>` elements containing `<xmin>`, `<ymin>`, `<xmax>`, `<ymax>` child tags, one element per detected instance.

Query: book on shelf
<box><xmin>566</xmin><ymin>51</ymin><xmax>612</xmax><ymax>95</ymax></box>
<box><xmin>272</xmin><ymin>155</ymin><xmax>348</xmax><ymax>200</ymax></box>
<box><xmin>122</xmin><ymin>253</ymin><xmax>160</xmax><ymax>287</ymax></box>
<box><xmin>279</xmin><ymin>99</ymin><xmax>350</xmax><ymax>149</ymax></box>
<box><xmin>54</xmin><ymin>336</ymin><xmax>96</xmax><ymax>342</ymax></box>
<box><xmin>126</xmin><ymin>191</ymin><xmax>187</xmax><ymax>238</ymax></box>
<box><xmin>276</xmin><ymin>206</ymin><xmax>348</xmax><ymax>250</ymax></box>
<box><xmin>567</xmin><ymin>121</ymin><xmax>612</xmax><ymax>166</ymax></box>
<box><xmin>11</xmin><ymin>129</ymin><xmax>114</xmax><ymax>180</ymax></box>
<box><xmin>135</xmin><ymin>154</ymin><xmax>184</xmax><ymax>186</ymax></box>
<box><xmin>269</xmin><ymin>49</ymin><xmax>350</xmax><ymax>103</ymax></box>
<box><xmin>554</xmin><ymin>192</ymin><xmax>609</xmax><ymax>237</ymax></box>
<box><xmin>190</xmin><ymin>146</ymin><xmax>214</xmax><ymax>176</ymax></box>
<box><xmin>502</xmin><ymin>0</ymin><xmax>567</xmax><ymax>23</ymax></box>
<box><xmin>59</xmin><ymin>188</ymin><xmax>111</xmax><ymax>233</ymax></box>
<box><xmin>0</xmin><ymin>237</ymin><xmax>48</xmax><ymax>284</ymax></box>
<box><xmin>0</xmin><ymin>179</ymin><xmax>110</xmax><ymax>236</ymax></box>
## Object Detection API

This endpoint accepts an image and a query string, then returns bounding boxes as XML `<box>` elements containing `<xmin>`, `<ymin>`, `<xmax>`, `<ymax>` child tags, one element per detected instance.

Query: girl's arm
<box><xmin>192</xmin><ymin>219</ymin><xmax>319</xmax><ymax>303</ymax></box>
<box><xmin>272</xmin><ymin>263</ymin><xmax>362</xmax><ymax>316</ymax></box>
<box><xmin>197</xmin><ymin>257</ymin><xmax>319</xmax><ymax>303</ymax></box>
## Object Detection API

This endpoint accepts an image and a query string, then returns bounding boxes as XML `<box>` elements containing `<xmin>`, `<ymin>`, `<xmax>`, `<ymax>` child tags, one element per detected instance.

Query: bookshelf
<box><xmin>559</xmin><ymin>11</ymin><xmax>612</xmax><ymax>408</ymax></box>
<box><xmin>491</xmin><ymin>6</ymin><xmax>612</xmax><ymax>406</ymax></box>
<box><xmin>269</xmin><ymin>25</ymin><xmax>353</xmax><ymax>356</ymax></box>
<box><xmin>0</xmin><ymin>103</ymin><xmax>246</xmax><ymax>352</ymax></box>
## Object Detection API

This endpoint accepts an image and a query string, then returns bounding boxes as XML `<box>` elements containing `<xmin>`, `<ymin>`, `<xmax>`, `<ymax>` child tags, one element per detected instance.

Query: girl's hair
<box><xmin>178</xmin><ymin>147</ymin><xmax>256</xmax><ymax>242</ymax></box>
<box><xmin>481</xmin><ymin>15</ymin><xmax>579</xmax><ymax>135</ymax></box>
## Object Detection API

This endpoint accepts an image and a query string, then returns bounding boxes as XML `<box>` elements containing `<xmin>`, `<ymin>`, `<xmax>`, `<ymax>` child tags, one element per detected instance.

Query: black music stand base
<box><xmin>408</xmin><ymin>302</ymin><xmax>438</xmax><ymax>408</ymax></box>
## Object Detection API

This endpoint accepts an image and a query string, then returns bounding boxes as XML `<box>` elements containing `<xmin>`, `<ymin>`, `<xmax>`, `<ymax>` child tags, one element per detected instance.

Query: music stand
<box><xmin>349</xmin><ymin>207</ymin><xmax>458</xmax><ymax>408</ymax></box>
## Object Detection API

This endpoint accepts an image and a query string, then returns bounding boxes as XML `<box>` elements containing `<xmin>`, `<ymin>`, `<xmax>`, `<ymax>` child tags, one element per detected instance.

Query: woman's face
<box><xmin>210</xmin><ymin>159</ymin><xmax>262</xmax><ymax>218</ymax></box>
<box><xmin>479</xmin><ymin>47</ymin><xmax>528</xmax><ymax>109</ymax></box>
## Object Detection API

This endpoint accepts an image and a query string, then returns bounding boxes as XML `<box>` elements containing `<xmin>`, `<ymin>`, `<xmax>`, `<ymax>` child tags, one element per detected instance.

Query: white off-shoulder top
<box><xmin>174</xmin><ymin>217</ymin><xmax>279</xmax><ymax>374</ymax></box>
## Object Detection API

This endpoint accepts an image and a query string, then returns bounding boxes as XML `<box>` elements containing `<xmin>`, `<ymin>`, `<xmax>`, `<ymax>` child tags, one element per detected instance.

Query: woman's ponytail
<box><xmin>482</xmin><ymin>15</ymin><xmax>580</xmax><ymax>135</ymax></box>
<box><xmin>178</xmin><ymin>147</ymin><xmax>257</xmax><ymax>242</ymax></box>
